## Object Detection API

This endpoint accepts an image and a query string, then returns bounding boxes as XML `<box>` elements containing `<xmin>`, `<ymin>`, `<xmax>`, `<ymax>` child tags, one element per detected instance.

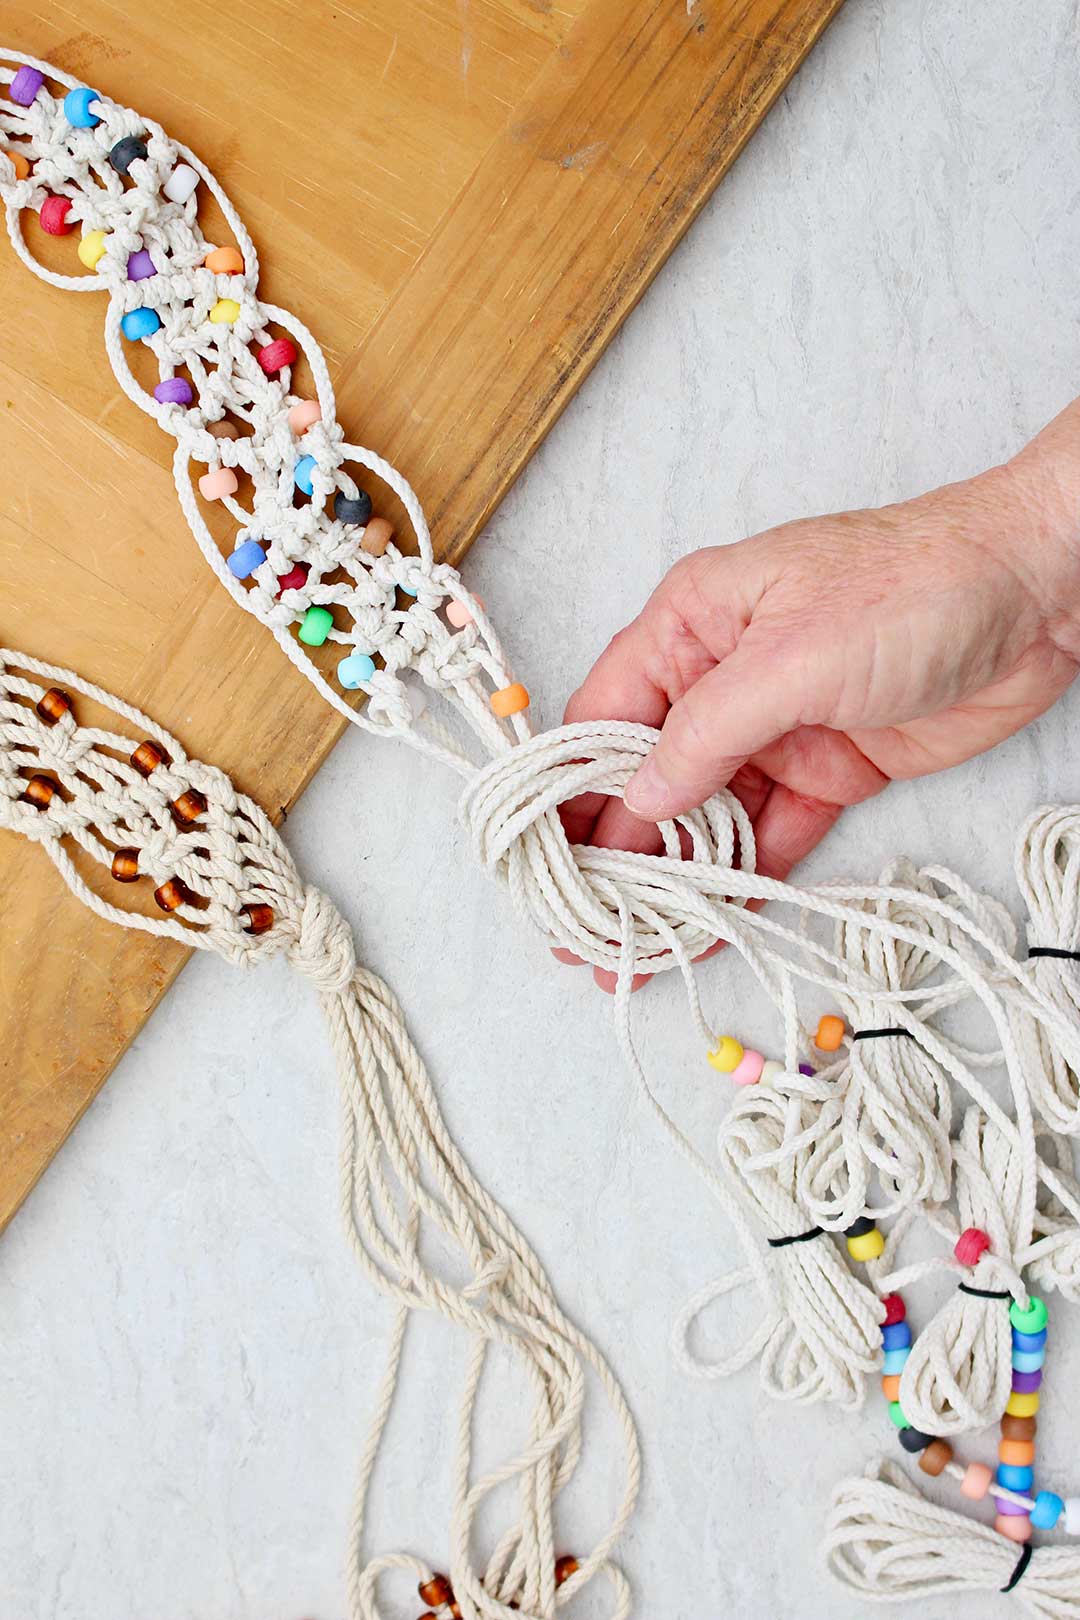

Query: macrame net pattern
<box><xmin>0</xmin><ymin>649</ymin><xmax>640</xmax><ymax>1620</ymax></box>
<box><xmin>9</xmin><ymin>51</ymin><xmax>1080</xmax><ymax>1612</ymax></box>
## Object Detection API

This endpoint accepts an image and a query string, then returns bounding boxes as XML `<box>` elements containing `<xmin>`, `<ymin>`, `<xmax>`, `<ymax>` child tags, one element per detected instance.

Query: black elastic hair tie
<box><xmin>853</xmin><ymin>1027</ymin><xmax>915</xmax><ymax>1042</ymax></box>
<box><xmin>1028</xmin><ymin>946</ymin><xmax>1080</xmax><ymax>962</ymax></box>
<box><xmin>1000</xmin><ymin>1541</ymin><xmax>1033</xmax><ymax>1594</ymax></box>
<box><xmin>959</xmin><ymin>1282</ymin><xmax>1011</xmax><ymax>1300</ymax></box>
<box><xmin>768</xmin><ymin>1227</ymin><xmax>824</xmax><ymax>1249</ymax></box>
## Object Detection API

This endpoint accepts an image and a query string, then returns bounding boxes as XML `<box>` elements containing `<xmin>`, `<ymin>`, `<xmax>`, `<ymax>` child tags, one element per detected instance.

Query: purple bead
<box><xmin>10</xmin><ymin>66</ymin><xmax>44</xmax><ymax>107</ymax></box>
<box><xmin>127</xmin><ymin>249</ymin><xmax>156</xmax><ymax>282</ymax></box>
<box><xmin>798</xmin><ymin>1063</ymin><xmax>814</xmax><ymax>1076</ymax></box>
<box><xmin>995</xmin><ymin>1496</ymin><xmax>1030</xmax><ymax>1516</ymax></box>
<box><xmin>1012</xmin><ymin>1369</ymin><xmax>1043</xmax><ymax>1393</ymax></box>
<box><xmin>153</xmin><ymin>378</ymin><xmax>193</xmax><ymax>406</ymax></box>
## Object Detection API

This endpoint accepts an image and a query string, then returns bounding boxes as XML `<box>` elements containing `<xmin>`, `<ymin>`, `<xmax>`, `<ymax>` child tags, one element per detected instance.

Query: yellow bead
<box><xmin>78</xmin><ymin>229</ymin><xmax>107</xmax><ymax>269</ymax></box>
<box><xmin>1006</xmin><ymin>1390</ymin><xmax>1040</xmax><ymax>1418</ymax></box>
<box><xmin>209</xmin><ymin>297</ymin><xmax>241</xmax><ymax>324</ymax></box>
<box><xmin>846</xmin><ymin>1228</ymin><xmax>885</xmax><ymax>1262</ymax></box>
<box><xmin>707</xmin><ymin>1036</ymin><xmax>744</xmax><ymax>1074</ymax></box>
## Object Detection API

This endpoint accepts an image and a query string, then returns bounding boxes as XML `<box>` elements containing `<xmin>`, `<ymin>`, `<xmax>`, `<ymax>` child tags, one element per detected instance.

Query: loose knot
<box><xmin>287</xmin><ymin>886</ymin><xmax>356</xmax><ymax>994</ymax></box>
<box><xmin>462</xmin><ymin>1252</ymin><xmax>511</xmax><ymax>1302</ymax></box>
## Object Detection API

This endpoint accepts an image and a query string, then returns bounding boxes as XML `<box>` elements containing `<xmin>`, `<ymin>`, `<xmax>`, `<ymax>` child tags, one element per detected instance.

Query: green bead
<box><xmin>298</xmin><ymin>606</ymin><xmax>333</xmax><ymax>646</ymax></box>
<box><xmin>1009</xmin><ymin>1295</ymin><xmax>1048</xmax><ymax>1335</ymax></box>
<box><xmin>888</xmin><ymin>1401</ymin><xmax>908</xmax><ymax>1429</ymax></box>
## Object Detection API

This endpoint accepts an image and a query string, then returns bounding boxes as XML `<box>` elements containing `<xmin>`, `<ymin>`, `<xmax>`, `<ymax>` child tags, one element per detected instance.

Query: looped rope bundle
<box><xmin>0</xmin><ymin>650</ymin><xmax>639</xmax><ymax>1620</ymax></box>
<box><xmin>826</xmin><ymin>1460</ymin><xmax>1080</xmax><ymax>1617</ymax></box>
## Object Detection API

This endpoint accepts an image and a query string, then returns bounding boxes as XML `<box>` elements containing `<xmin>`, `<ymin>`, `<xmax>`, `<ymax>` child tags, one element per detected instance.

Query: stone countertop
<box><xmin>4</xmin><ymin>2</ymin><xmax>1080</xmax><ymax>1615</ymax></box>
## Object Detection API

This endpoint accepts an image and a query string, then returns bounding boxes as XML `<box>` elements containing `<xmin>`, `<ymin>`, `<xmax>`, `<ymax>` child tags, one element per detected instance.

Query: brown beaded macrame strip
<box><xmin>0</xmin><ymin>648</ymin><xmax>639</xmax><ymax>1620</ymax></box>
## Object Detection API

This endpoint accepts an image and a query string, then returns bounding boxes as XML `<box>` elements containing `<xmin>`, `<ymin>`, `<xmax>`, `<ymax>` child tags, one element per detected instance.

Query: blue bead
<box><xmin>882</xmin><ymin>1322</ymin><xmax>912</xmax><ymax>1351</ymax></box>
<box><xmin>400</xmin><ymin>582</ymin><xmax>419</xmax><ymax>597</ymax></box>
<box><xmin>1011</xmin><ymin>1348</ymin><xmax>1045</xmax><ymax>1374</ymax></box>
<box><xmin>1012</xmin><ymin>1328</ymin><xmax>1048</xmax><ymax>1353</ymax></box>
<box><xmin>226</xmin><ymin>540</ymin><xmax>265</xmax><ymax>579</ymax></box>
<box><xmin>294</xmin><ymin>454</ymin><xmax>317</xmax><ymax>495</ymax></box>
<box><xmin>121</xmin><ymin>308</ymin><xmax>162</xmax><ymax>341</ymax></box>
<box><xmin>64</xmin><ymin>87</ymin><xmax>102</xmax><ymax>127</ymax></box>
<box><xmin>996</xmin><ymin>1464</ymin><xmax>1034</xmax><ymax>1492</ymax></box>
<box><xmin>337</xmin><ymin>653</ymin><xmax>376</xmax><ymax>689</ymax></box>
<box><xmin>1031</xmin><ymin>1490</ymin><xmax>1064</xmax><ymax>1530</ymax></box>
<box><xmin>882</xmin><ymin>1348</ymin><xmax>910</xmax><ymax>1375</ymax></box>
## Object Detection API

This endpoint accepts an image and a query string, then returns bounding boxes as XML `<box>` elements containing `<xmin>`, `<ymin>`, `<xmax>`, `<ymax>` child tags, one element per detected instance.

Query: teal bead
<box><xmin>400</xmin><ymin>581</ymin><xmax>419</xmax><ymax>597</ymax></box>
<box><xmin>1009</xmin><ymin>1296</ymin><xmax>1048</xmax><ymax>1335</ymax></box>
<box><xmin>1031</xmin><ymin>1491</ymin><xmax>1064</xmax><ymax>1530</ymax></box>
<box><xmin>882</xmin><ymin>1348</ymin><xmax>910</xmax><ymax>1375</ymax></box>
<box><xmin>337</xmin><ymin>653</ymin><xmax>376</xmax><ymax>689</ymax></box>
<box><xmin>1011</xmin><ymin>1348</ymin><xmax>1045</xmax><ymax>1374</ymax></box>
<box><xmin>64</xmin><ymin>87</ymin><xmax>102</xmax><ymax>127</ymax></box>
<box><xmin>996</xmin><ymin>1464</ymin><xmax>1034</xmax><ymax>1492</ymax></box>
<box><xmin>121</xmin><ymin>308</ymin><xmax>162</xmax><ymax>341</ymax></box>
<box><xmin>298</xmin><ymin>605</ymin><xmax>333</xmax><ymax>646</ymax></box>
<box><xmin>887</xmin><ymin>1401</ymin><xmax>908</xmax><ymax>1429</ymax></box>
<box><xmin>294</xmin><ymin>454</ymin><xmax>317</xmax><ymax>495</ymax></box>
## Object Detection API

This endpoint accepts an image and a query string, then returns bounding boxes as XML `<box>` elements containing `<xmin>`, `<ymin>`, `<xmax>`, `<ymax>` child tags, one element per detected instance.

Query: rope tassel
<box><xmin>0</xmin><ymin>650</ymin><xmax>639</xmax><ymax>1620</ymax></box>
<box><xmin>825</xmin><ymin>1460</ymin><xmax>1080</xmax><ymax>1617</ymax></box>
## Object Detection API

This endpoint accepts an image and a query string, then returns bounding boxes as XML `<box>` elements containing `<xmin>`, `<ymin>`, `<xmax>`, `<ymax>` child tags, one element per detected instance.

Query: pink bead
<box><xmin>960</xmin><ymin>1463</ymin><xmax>994</xmax><ymax>1500</ymax></box>
<box><xmin>288</xmin><ymin>399</ymin><xmax>321</xmax><ymax>433</ymax></box>
<box><xmin>550</xmin><ymin>947</ymin><xmax>585</xmax><ymax>966</ymax></box>
<box><xmin>198</xmin><ymin>467</ymin><xmax>238</xmax><ymax>501</ymax></box>
<box><xmin>40</xmin><ymin>195</ymin><xmax>74</xmax><ymax>235</ymax></box>
<box><xmin>731</xmin><ymin>1049</ymin><xmax>765</xmax><ymax>1086</ymax></box>
<box><xmin>995</xmin><ymin>1514</ymin><xmax>1033</xmax><ymax>1543</ymax></box>
<box><xmin>954</xmin><ymin>1227</ymin><xmax>991</xmax><ymax>1266</ymax></box>
<box><xmin>257</xmin><ymin>337</ymin><xmax>298</xmax><ymax>375</ymax></box>
<box><xmin>447</xmin><ymin>595</ymin><xmax>484</xmax><ymax>628</ymax></box>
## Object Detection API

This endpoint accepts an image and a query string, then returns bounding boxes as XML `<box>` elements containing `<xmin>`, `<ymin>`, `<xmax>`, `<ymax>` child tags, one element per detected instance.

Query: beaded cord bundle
<box><xmin>0</xmin><ymin>650</ymin><xmax>640</xmax><ymax>1620</ymax></box>
<box><xmin>9</xmin><ymin>50</ymin><xmax>1080</xmax><ymax>1612</ymax></box>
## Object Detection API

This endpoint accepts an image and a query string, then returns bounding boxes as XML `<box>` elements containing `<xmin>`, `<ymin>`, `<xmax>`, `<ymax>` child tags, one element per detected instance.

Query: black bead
<box><xmin>845</xmin><ymin>1216</ymin><xmax>875</xmax><ymax>1238</ymax></box>
<box><xmin>334</xmin><ymin>490</ymin><xmax>373</xmax><ymax>526</ymax></box>
<box><xmin>109</xmin><ymin>135</ymin><xmax>148</xmax><ymax>175</ymax></box>
<box><xmin>898</xmin><ymin>1426</ymin><xmax>934</xmax><ymax>1453</ymax></box>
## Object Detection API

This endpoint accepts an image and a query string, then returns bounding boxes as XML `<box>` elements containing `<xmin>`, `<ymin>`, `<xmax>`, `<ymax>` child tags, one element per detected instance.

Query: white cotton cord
<box><xmin>825</xmin><ymin>1459</ymin><xmax>1080</xmax><ymax>1617</ymax></box>
<box><xmin>1015</xmin><ymin>807</ymin><xmax>1080</xmax><ymax>1133</ymax></box>
<box><xmin>0</xmin><ymin>651</ymin><xmax>639</xmax><ymax>1620</ymax></box>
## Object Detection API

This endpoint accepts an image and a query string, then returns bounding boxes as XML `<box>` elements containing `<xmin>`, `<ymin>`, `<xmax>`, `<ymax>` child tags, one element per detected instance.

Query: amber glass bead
<box><xmin>154</xmin><ymin>877</ymin><xmax>193</xmax><ymax>913</ymax></box>
<box><xmin>20</xmin><ymin>774</ymin><xmax>55</xmax><ymax>810</ymax></box>
<box><xmin>111</xmin><ymin>848</ymin><xmax>140</xmax><ymax>883</ymax></box>
<box><xmin>35</xmin><ymin>687</ymin><xmax>72</xmax><ymax>725</ymax></box>
<box><xmin>555</xmin><ymin>1556</ymin><xmax>579</xmax><ymax>1586</ymax></box>
<box><xmin>171</xmin><ymin>788</ymin><xmax>208</xmax><ymax>825</ymax></box>
<box><xmin>131</xmin><ymin>739</ymin><xmax>170</xmax><ymax>776</ymax></box>
<box><xmin>918</xmin><ymin>1439</ymin><xmax>953</xmax><ymax>1477</ymax></box>
<box><xmin>1000</xmin><ymin>1413</ymin><xmax>1037</xmax><ymax>1441</ymax></box>
<box><xmin>241</xmin><ymin>903</ymin><xmax>274</xmax><ymax>935</ymax></box>
<box><xmin>418</xmin><ymin>1576</ymin><xmax>452</xmax><ymax>1607</ymax></box>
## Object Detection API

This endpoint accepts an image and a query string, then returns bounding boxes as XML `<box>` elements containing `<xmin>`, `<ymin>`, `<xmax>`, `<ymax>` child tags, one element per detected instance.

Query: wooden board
<box><xmin>0</xmin><ymin>0</ymin><xmax>847</xmax><ymax>1229</ymax></box>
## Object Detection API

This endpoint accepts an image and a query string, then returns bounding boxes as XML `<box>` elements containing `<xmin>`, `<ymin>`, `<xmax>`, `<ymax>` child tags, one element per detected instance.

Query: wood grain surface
<box><xmin>0</xmin><ymin>0</ymin><xmax>846</xmax><ymax>1229</ymax></box>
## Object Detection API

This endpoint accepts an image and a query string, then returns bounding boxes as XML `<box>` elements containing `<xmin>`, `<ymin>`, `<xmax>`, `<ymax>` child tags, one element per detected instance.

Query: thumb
<box><xmin>623</xmin><ymin>637</ymin><xmax>807</xmax><ymax>820</ymax></box>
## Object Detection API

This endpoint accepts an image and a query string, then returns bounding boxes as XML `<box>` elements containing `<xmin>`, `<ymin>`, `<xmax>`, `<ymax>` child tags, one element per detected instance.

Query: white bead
<box><xmin>163</xmin><ymin>163</ymin><xmax>199</xmax><ymax>204</ymax></box>
<box><xmin>1065</xmin><ymin>1497</ymin><xmax>1080</xmax><ymax>1535</ymax></box>
<box><xmin>760</xmin><ymin>1061</ymin><xmax>784</xmax><ymax>1086</ymax></box>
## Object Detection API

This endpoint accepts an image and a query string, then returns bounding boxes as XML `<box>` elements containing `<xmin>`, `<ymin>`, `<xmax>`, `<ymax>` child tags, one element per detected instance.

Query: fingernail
<box><xmin>624</xmin><ymin>757</ymin><xmax>672</xmax><ymax>819</ymax></box>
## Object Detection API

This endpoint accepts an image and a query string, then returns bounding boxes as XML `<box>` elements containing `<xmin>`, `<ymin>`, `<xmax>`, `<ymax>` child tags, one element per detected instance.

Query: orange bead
<box><xmin>418</xmin><ymin>1576</ymin><xmax>452</xmax><ymax>1607</ymax></box>
<box><xmin>490</xmin><ymin>683</ymin><xmax>530</xmax><ymax>718</ymax></box>
<box><xmin>918</xmin><ymin>1439</ymin><xmax>953</xmax><ymax>1477</ymax></box>
<box><xmin>171</xmin><ymin>788</ymin><xmax>208</xmax><ymax>825</ymax></box>
<box><xmin>111</xmin><ymin>848</ymin><xmax>140</xmax><ymax>883</ymax></box>
<box><xmin>204</xmin><ymin>245</ymin><xmax>244</xmax><ymax>273</ymax></box>
<box><xmin>360</xmin><ymin>516</ymin><xmax>394</xmax><ymax>557</ymax></box>
<box><xmin>999</xmin><ymin>1439</ymin><xmax>1036</xmax><ymax>1467</ymax></box>
<box><xmin>241</xmin><ymin>903</ymin><xmax>274</xmax><ymax>936</ymax></box>
<box><xmin>35</xmin><ymin>687</ymin><xmax>72</xmax><ymax>725</ymax></box>
<box><xmin>995</xmin><ymin>1514</ymin><xmax>1033</xmax><ymax>1544</ymax></box>
<box><xmin>555</xmin><ymin>1557</ymin><xmax>579</xmax><ymax>1586</ymax></box>
<box><xmin>20</xmin><ymin>774</ymin><xmax>55</xmax><ymax>811</ymax></box>
<box><xmin>814</xmin><ymin>1014</ymin><xmax>846</xmax><ymax>1052</ymax></box>
<box><xmin>881</xmin><ymin>1374</ymin><xmax>901</xmax><ymax>1402</ymax></box>
<box><xmin>131</xmin><ymin>739</ymin><xmax>170</xmax><ymax>777</ymax></box>
<box><xmin>7</xmin><ymin>149</ymin><xmax>30</xmax><ymax>180</ymax></box>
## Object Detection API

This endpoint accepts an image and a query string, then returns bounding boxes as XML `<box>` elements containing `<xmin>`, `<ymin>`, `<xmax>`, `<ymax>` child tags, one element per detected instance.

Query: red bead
<box><xmin>40</xmin><ymin>195</ymin><xmax>74</xmax><ymax>235</ymax></box>
<box><xmin>881</xmin><ymin>1293</ymin><xmax>906</xmax><ymax>1326</ymax></box>
<box><xmin>256</xmin><ymin>337</ymin><xmax>298</xmax><ymax>375</ymax></box>
<box><xmin>276</xmin><ymin>561</ymin><xmax>310</xmax><ymax>596</ymax></box>
<box><xmin>954</xmin><ymin>1227</ymin><xmax>991</xmax><ymax>1267</ymax></box>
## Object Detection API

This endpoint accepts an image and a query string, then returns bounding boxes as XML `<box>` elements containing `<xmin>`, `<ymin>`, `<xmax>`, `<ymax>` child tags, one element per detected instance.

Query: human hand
<box><xmin>560</xmin><ymin>400</ymin><xmax>1080</xmax><ymax>989</ymax></box>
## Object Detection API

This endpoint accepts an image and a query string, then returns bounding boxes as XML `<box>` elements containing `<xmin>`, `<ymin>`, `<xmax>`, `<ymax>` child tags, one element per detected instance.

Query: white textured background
<box><xmin>5</xmin><ymin>2</ymin><xmax>1080</xmax><ymax>1616</ymax></box>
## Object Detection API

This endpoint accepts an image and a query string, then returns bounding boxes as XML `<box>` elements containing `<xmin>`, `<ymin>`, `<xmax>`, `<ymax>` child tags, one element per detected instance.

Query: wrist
<box><xmin>998</xmin><ymin>399</ymin><xmax>1080</xmax><ymax>650</ymax></box>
